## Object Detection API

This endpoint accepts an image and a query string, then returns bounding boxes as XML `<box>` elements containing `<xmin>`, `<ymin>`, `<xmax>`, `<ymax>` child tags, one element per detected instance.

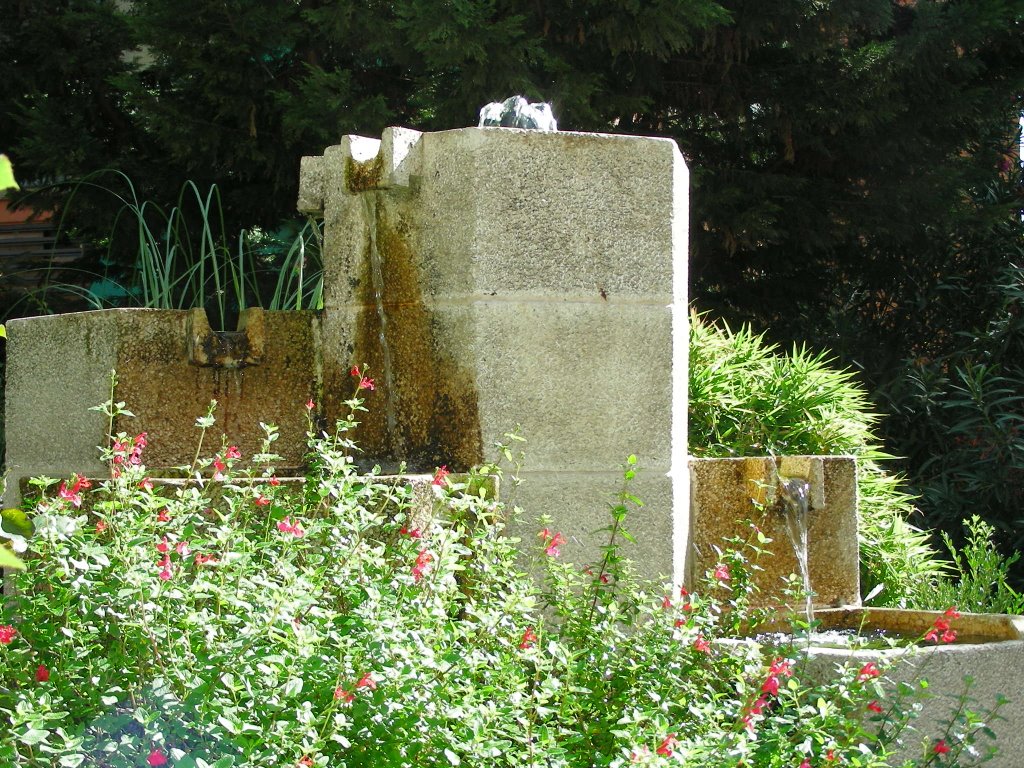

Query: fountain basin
<box><xmin>778</xmin><ymin>608</ymin><xmax>1024</xmax><ymax>766</ymax></box>
<box><xmin>2</xmin><ymin>307</ymin><xmax>322</xmax><ymax>509</ymax></box>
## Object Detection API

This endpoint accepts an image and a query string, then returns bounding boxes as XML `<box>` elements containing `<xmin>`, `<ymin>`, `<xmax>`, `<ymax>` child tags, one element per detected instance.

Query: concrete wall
<box><xmin>299</xmin><ymin>126</ymin><xmax>689</xmax><ymax>581</ymax></box>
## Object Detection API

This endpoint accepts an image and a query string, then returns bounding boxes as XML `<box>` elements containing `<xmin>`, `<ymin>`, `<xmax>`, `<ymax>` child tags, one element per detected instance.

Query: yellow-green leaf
<box><xmin>1</xmin><ymin>508</ymin><xmax>34</xmax><ymax>538</ymax></box>
<box><xmin>0</xmin><ymin>154</ymin><xmax>18</xmax><ymax>191</ymax></box>
<box><xmin>0</xmin><ymin>543</ymin><xmax>24</xmax><ymax>570</ymax></box>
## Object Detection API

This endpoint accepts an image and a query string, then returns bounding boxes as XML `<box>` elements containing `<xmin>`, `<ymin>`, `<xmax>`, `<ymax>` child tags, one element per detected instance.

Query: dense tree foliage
<box><xmin>2</xmin><ymin>0</ymin><xmax>1023</xmax><ymax>561</ymax></box>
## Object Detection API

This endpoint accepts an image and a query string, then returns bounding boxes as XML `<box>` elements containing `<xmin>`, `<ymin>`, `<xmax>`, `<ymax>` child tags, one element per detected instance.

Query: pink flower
<box><xmin>941</xmin><ymin>629</ymin><xmax>957</xmax><ymax>643</ymax></box>
<box><xmin>305</xmin><ymin>398</ymin><xmax>316</xmax><ymax>410</ymax></box>
<box><xmin>140</xmin><ymin>477</ymin><xmax>154</xmax><ymax>492</ymax></box>
<box><xmin>35</xmin><ymin>664</ymin><xmax>49</xmax><ymax>682</ymax></box>
<box><xmin>519</xmin><ymin>626</ymin><xmax>538</xmax><ymax>649</ymax></box>
<box><xmin>412</xmin><ymin>548</ymin><xmax>433</xmax><ymax>583</ymax></box>
<box><xmin>539</xmin><ymin>530</ymin><xmax>566</xmax><ymax>557</ymax></box>
<box><xmin>58</xmin><ymin>474</ymin><xmax>91</xmax><ymax>507</ymax></box>
<box><xmin>147</xmin><ymin>748</ymin><xmax>168</xmax><ymax>766</ymax></box>
<box><xmin>856</xmin><ymin>662</ymin><xmax>881</xmax><ymax>682</ymax></box>
<box><xmin>158</xmin><ymin>566</ymin><xmax>173</xmax><ymax>581</ymax></box>
<box><xmin>157</xmin><ymin>509</ymin><xmax>171</xmax><ymax>523</ymax></box>
<box><xmin>713</xmin><ymin>563</ymin><xmax>730</xmax><ymax>582</ymax></box>
<box><xmin>254</xmin><ymin>494</ymin><xmax>272</xmax><ymax>507</ymax></box>
<box><xmin>355</xmin><ymin>672</ymin><xmax>376</xmax><ymax>690</ymax></box>
<box><xmin>693</xmin><ymin>634</ymin><xmax>711</xmax><ymax>655</ymax></box>
<box><xmin>95</xmin><ymin>519</ymin><xmax>108</xmax><ymax>533</ymax></box>
<box><xmin>358</xmin><ymin>376</ymin><xmax>375</xmax><ymax>391</ymax></box>
<box><xmin>924</xmin><ymin>628</ymin><xmax>940</xmax><ymax>643</ymax></box>
<box><xmin>630</xmin><ymin>746</ymin><xmax>651</xmax><ymax>763</ymax></box>
<box><xmin>749</xmin><ymin>695</ymin><xmax>768</xmax><ymax>715</ymax></box>
<box><xmin>933</xmin><ymin>740</ymin><xmax>951</xmax><ymax>755</ymax></box>
<box><xmin>799</xmin><ymin>759</ymin><xmax>812</xmax><ymax>768</ymax></box>
<box><xmin>0</xmin><ymin>625</ymin><xmax>16</xmax><ymax>644</ymax></box>
<box><xmin>156</xmin><ymin>536</ymin><xmax>170</xmax><ymax>553</ymax></box>
<box><xmin>867</xmin><ymin>700</ymin><xmax>883</xmax><ymax>714</ymax></box>
<box><xmin>945</xmin><ymin>606</ymin><xmax>961</xmax><ymax>619</ymax></box>
<box><xmin>225</xmin><ymin>445</ymin><xmax>241</xmax><ymax>460</ymax></box>
<box><xmin>768</xmin><ymin>658</ymin><xmax>793</xmax><ymax>678</ymax></box>
<box><xmin>432</xmin><ymin>465</ymin><xmax>450</xmax><ymax>486</ymax></box>
<box><xmin>761</xmin><ymin>674</ymin><xmax>781</xmax><ymax>696</ymax></box>
<box><xmin>277</xmin><ymin>517</ymin><xmax>305</xmax><ymax>537</ymax></box>
<box><xmin>656</xmin><ymin>733</ymin><xmax>678</xmax><ymax>757</ymax></box>
<box><xmin>175</xmin><ymin>541</ymin><xmax>190</xmax><ymax>556</ymax></box>
<box><xmin>334</xmin><ymin>687</ymin><xmax>354</xmax><ymax>704</ymax></box>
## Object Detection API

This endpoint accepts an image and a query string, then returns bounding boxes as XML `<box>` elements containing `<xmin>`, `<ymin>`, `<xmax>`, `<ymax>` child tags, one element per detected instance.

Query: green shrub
<box><xmin>689</xmin><ymin>311</ymin><xmax>949</xmax><ymax>608</ymax></box>
<box><xmin>0</xmin><ymin>387</ymin><xmax>998</xmax><ymax>767</ymax></box>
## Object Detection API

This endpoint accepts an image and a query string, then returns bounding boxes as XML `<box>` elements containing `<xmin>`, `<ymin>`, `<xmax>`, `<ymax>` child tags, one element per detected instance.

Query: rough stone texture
<box><xmin>3</xmin><ymin>308</ymin><xmax>322</xmax><ymax>508</ymax></box>
<box><xmin>688</xmin><ymin>456</ymin><xmax>859</xmax><ymax>606</ymax></box>
<box><xmin>302</xmin><ymin>125</ymin><xmax>688</xmax><ymax>582</ymax></box>
<box><xmin>798</xmin><ymin>608</ymin><xmax>1024</xmax><ymax>768</ymax></box>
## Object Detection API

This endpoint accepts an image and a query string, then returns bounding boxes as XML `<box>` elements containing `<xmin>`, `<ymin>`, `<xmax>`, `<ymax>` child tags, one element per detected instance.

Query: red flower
<box><xmin>661</xmin><ymin>594</ymin><xmax>673</xmax><ymax>610</ymax></box>
<box><xmin>713</xmin><ymin>563</ymin><xmax>731</xmax><ymax>582</ymax></box>
<box><xmin>269</xmin><ymin>476</ymin><xmax>281</xmax><ymax>486</ymax></box>
<box><xmin>933</xmin><ymin>740</ymin><xmax>951</xmax><ymax>755</ymax></box>
<box><xmin>140</xmin><ymin>477</ymin><xmax>154</xmax><ymax>492</ymax></box>
<box><xmin>225</xmin><ymin>445</ymin><xmax>241</xmax><ymax>460</ymax></box>
<box><xmin>349</xmin><ymin>366</ymin><xmax>361</xmax><ymax>378</ymax></box>
<box><xmin>194</xmin><ymin>552</ymin><xmax>217</xmax><ymax>566</ymax></box>
<box><xmin>157</xmin><ymin>509</ymin><xmax>171</xmax><ymax>523</ymax></box>
<box><xmin>95</xmin><ymin>519</ymin><xmax>108</xmax><ymax>533</ymax></box>
<box><xmin>412</xmin><ymin>548</ymin><xmax>433</xmax><ymax>583</ymax></box>
<box><xmin>761</xmin><ymin>674</ymin><xmax>781</xmax><ymax>696</ymax></box>
<box><xmin>254</xmin><ymin>494</ymin><xmax>272</xmax><ymax>507</ymax></box>
<box><xmin>355</xmin><ymin>672</ymin><xmax>376</xmax><ymax>690</ymax></box>
<box><xmin>944</xmin><ymin>606</ymin><xmax>961</xmax><ymax>619</ymax></box>
<box><xmin>656</xmin><ymin>734</ymin><xmax>678</xmax><ymax>757</ymax></box>
<box><xmin>768</xmin><ymin>658</ymin><xmax>793</xmax><ymax>678</ymax></box>
<box><xmin>35</xmin><ymin>664</ymin><xmax>49</xmax><ymax>682</ymax></box>
<box><xmin>0</xmin><ymin>625</ymin><xmax>16</xmax><ymax>644</ymax></box>
<box><xmin>799</xmin><ymin>759</ymin><xmax>812</xmax><ymax>768</ymax></box>
<box><xmin>941</xmin><ymin>629</ymin><xmax>957</xmax><ymax>643</ymax></box>
<box><xmin>147</xmin><ymin>748</ymin><xmax>168</xmax><ymax>766</ymax></box>
<box><xmin>867</xmin><ymin>700</ymin><xmax>883</xmax><ymax>714</ymax></box>
<box><xmin>298</xmin><ymin>757</ymin><xmax>314</xmax><ymax>767</ymax></box>
<box><xmin>400</xmin><ymin>525</ymin><xmax>422</xmax><ymax>539</ymax></box>
<box><xmin>305</xmin><ymin>398</ymin><xmax>316</xmax><ymax>410</ymax></box>
<box><xmin>539</xmin><ymin>530</ymin><xmax>566</xmax><ymax>557</ymax></box>
<box><xmin>432</xmin><ymin>465</ymin><xmax>450</xmax><ymax>486</ymax></box>
<box><xmin>693</xmin><ymin>634</ymin><xmax>711</xmax><ymax>655</ymax></box>
<box><xmin>156</xmin><ymin>536</ymin><xmax>170</xmax><ymax>553</ymax></box>
<box><xmin>856</xmin><ymin>662</ymin><xmax>881</xmax><ymax>682</ymax></box>
<box><xmin>519</xmin><ymin>626</ymin><xmax>538</xmax><ymax>649</ymax></box>
<box><xmin>334</xmin><ymin>686</ymin><xmax>354</xmax><ymax>704</ymax></box>
<box><xmin>158</xmin><ymin>566</ymin><xmax>173</xmax><ymax>581</ymax></box>
<box><xmin>825</xmin><ymin>749</ymin><xmax>837</xmax><ymax>762</ymax></box>
<box><xmin>749</xmin><ymin>695</ymin><xmax>768</xmax><ymax>715</ymax></box>
<box><xmin>58</xmin><ymin>474</ymin><xmax>90</xmax><ymax>507</ymax></box>
<box><xmin>277</xmin><ymin>517</ymin><xmax>305</xmax><ymax>537</ymax></box>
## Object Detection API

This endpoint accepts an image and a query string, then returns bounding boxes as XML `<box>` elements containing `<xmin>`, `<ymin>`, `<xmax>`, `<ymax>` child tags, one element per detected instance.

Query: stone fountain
<box><xmin>3</xmin><ymin>124</ymin><xmax>1022</xmax><ymax>765</ymax></box>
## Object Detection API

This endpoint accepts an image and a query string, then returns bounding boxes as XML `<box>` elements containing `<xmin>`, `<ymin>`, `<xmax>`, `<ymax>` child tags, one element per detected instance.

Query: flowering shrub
<box><xmin>0</xmin><ymin>388</ymin><xmax>1002</xmax><ymax>766</ymax></box>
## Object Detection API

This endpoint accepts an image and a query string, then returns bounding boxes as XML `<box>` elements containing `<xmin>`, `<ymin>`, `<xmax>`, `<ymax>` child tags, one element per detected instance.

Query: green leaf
<box><xmin>2</xmin><ymin>508</ymin><xmax>35</xmax><ymax>538</ymax></box>
<box><xmin>0</xmin><ymin>155</ymin><xmax>18</xmax><ymax>191</ymax></box>
<box><xmin>0</xmin><ymin>324</ymin><xmax>6</xmax><ymax>339</ymax></box>
<box><xmin>0</xmin><ymin>543</ymin><xmax>24</xmax><ymax>570</ymax></box>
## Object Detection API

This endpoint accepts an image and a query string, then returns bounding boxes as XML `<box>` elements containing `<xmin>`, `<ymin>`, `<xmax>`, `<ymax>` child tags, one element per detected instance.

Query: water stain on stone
<box><xmin>346</xmin><ymin>192</ymin><xmax>484</xmax><ymax>472</ymax></box>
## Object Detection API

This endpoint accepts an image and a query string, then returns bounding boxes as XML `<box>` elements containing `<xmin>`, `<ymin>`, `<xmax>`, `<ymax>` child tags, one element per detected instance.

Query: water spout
<box><xmin>777</xmin><ymin>473</ymin><xmax>813</xmax><ymax>627</ymax></box>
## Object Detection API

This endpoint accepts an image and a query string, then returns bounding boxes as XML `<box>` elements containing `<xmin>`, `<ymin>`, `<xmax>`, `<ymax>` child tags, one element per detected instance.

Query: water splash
<box><xmin>362</xmin><ymin>193</ymin><xmax>398</xmax><ymax>450</ymax></box>
<box><xmin>778</xmin><ymin>474</ymin><xmax>813</xmax><ymax>627</ymax></box>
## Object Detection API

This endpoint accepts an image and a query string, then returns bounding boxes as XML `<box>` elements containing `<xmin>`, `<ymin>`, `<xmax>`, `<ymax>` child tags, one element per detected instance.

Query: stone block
<box><xmin>688</xmin><ymin>456</ymin><xmax>859</xmax><ymax>606</ymax></box>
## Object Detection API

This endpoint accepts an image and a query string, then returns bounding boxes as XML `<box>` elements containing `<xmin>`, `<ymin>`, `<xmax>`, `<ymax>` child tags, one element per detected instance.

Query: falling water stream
<box><xmin>362</xmin><ymin>193</ymin><xmax>399</xmax><ymax>448</ymax></box>
<box><xmin>778</xmin><ymin>474</ymin><xmax>813</xmax><ymax>628</ymax></box>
